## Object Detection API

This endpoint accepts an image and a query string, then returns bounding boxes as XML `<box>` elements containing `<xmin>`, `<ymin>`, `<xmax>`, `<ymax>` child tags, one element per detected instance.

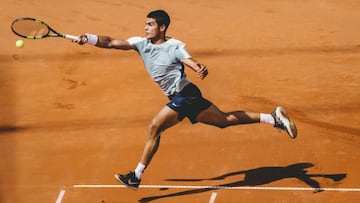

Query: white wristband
<box><xmin>85</xmin><ymin>34</ymin><xmax>98</xmax><ymax>45</ymax></box>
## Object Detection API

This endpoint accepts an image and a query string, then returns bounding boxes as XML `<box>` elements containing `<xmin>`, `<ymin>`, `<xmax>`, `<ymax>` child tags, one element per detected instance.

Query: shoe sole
<box><xmin>114</xmin><ymin>174</ymin><xmax>139</xmax><ymax>191</ymax></box>
<box><xmin>276</xmin><ymin>107</ymin><xmax>297</xmax><ymax>139</ymax></box>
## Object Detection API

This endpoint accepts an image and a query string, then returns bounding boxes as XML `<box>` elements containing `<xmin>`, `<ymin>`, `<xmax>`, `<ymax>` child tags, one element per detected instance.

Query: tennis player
<box><xmin>76</xmin><ymin>9</ymin><xmax>297</xmax><ymax>190</ymax></box>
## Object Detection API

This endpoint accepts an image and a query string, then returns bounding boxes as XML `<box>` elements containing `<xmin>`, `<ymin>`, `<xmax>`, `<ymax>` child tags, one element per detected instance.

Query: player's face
<box><xmin>144</xmin><ymin>18</ymin><xmax>161</xmax><ymax>40</ymax></box>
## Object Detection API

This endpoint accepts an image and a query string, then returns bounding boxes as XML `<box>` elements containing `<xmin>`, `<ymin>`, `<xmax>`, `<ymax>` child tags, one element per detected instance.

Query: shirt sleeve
<box><xmin>126</xmin><ymin>36</ymin><xmax>144</xmax><ymax>51</ymax></box>
<box><xmin>171</xmin><ymin>39</ymin><xmax>191</xmax><ymax>60</ymax></box>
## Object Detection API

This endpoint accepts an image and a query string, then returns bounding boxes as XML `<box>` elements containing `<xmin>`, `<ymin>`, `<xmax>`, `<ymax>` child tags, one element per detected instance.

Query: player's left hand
<box><xmin>196</xmin><ymin>63</ymin><xmax>208</xmax><ymax>79</ymax></box>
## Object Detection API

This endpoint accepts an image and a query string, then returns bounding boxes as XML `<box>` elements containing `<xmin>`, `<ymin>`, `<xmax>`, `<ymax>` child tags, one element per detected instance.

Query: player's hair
<box><xmin>147</xmin><ymin>10</ymin><xmax>170</xmax><ymax>32</ymax></box>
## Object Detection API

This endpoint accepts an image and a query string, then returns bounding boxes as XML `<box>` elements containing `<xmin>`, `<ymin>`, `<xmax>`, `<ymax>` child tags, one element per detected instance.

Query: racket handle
<box><xmin>64</xmin><ymin>34</ymin><xmax>80</xmax><ymax>41</ymax></box>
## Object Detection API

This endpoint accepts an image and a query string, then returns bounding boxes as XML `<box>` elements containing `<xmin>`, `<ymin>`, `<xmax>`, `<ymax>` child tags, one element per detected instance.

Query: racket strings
<box><xmin>12</xmin><ymin>20</ymin><xmax>49</xmax><ymax>38</ymax></box>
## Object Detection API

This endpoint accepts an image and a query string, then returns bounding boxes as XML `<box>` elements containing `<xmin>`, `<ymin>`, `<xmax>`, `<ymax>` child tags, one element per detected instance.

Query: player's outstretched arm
<box><xmin>182</xmin><ymin>58</ymin><xmax>208</xmax><ymax>80</ymax></box>
<box><xmin>76</xmin><ymin>34</ymin><xmax>133</xmax><ymax>50</ymax></box>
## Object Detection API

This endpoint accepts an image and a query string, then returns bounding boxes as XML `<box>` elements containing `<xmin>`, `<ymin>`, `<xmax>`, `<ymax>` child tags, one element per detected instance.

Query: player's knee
<box><xmin>148</xmin><ymin>118</ymin><xmax>161</xmax><ymax>138</ymax></box>
<box><xmin>215</xmin><ymin>116</ymin><xmax>231</xmax><ymax>129</ymax></box>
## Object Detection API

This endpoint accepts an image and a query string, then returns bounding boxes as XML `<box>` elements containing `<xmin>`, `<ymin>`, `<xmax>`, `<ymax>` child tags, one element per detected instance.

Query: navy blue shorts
<box><xmin>167</xmin><ymin>83</ymin><xmax>212</xmax><ymax>124</ymax></box>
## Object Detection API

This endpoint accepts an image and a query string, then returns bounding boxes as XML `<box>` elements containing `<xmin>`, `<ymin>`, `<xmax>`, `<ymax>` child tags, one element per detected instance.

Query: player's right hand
<box><xmin>73</xmin><ymin>34</ymin><xmax>88</xmax><ymax>45</ymax></box>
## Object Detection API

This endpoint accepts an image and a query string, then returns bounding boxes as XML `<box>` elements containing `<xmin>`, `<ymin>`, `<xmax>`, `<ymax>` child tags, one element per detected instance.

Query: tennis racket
<box><xmin>11</xmin><ymin>17</ymin><xmax>79</xmax><ymax>41</ymax></box>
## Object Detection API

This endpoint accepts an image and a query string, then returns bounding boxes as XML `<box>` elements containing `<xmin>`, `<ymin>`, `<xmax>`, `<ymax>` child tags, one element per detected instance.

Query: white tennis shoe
<box><xmin>271</xmin><ymin>106</ymin><xmax>297</xmax><ymax>139</ymax></box>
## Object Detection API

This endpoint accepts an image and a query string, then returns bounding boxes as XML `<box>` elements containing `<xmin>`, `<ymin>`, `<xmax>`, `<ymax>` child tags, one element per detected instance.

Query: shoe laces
<box><xmin>271</xmin><ymin>112</ymin><xmax>286</xmax><ymax>130</ymax></box>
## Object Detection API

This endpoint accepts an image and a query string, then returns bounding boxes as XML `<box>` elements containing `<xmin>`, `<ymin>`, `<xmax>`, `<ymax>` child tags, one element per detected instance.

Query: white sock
<box><xmin>134</xmin><ymin>162</ymin><xmax>146</xmax><ymax>179</ymax></box>
<box><xmin>260</xmin><ymin>113</ymin><xmax>275</xmax><ymax>125</ymax></box>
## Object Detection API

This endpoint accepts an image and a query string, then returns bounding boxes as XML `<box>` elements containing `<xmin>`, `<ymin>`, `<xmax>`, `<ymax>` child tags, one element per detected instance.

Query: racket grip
<box><xmin>64</xmin><ymin>34</ymin><xmax>80</xmax><ymax>41</ymax></box>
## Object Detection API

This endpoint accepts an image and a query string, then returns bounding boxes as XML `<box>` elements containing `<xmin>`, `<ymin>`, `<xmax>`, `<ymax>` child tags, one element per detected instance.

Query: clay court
<box><xmin>1</xmin><ymin>0</ymin><xmax>359</xmax><ymax>202</ymax></box>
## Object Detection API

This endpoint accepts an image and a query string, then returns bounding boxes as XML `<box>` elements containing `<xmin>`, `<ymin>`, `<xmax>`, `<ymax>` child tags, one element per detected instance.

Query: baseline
<box><xmin>73</xmin><ymin>184</ymin><xmax>360</xmax><ymax>192</ymax></box>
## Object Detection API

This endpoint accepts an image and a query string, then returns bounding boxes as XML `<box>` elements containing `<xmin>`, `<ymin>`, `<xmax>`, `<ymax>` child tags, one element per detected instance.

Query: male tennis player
<box><xmin>76</xmin><ymin>9</ymin><xmax>297</xmax><ymax>190</ymax></box>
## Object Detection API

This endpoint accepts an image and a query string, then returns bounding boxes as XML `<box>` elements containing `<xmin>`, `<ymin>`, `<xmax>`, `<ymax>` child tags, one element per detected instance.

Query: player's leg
<box><xmin>195</xmin><ymin>104</ymin><xmax>261</xmax><ymax>128</ymax></box>
<box><xmin>115</xmin><ymin>106</ymin><xmax>179</xmax><ymax>190</ymax></box>
<box><xmin>140</xmin><ymin>105</ymin><xmax>180</xmax><ymax>166</ymax></box>
<box><xmin>195</xmin><ymin>104</ymin><xmax>297</xmax><ymax>138</ymax></box>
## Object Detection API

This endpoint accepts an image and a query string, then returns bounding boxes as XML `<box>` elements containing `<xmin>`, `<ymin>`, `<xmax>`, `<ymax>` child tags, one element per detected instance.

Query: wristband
<box><xmin>85</xmin><ymin>34</ymin><xmax>98</xmax><ymax>45</ymax></box>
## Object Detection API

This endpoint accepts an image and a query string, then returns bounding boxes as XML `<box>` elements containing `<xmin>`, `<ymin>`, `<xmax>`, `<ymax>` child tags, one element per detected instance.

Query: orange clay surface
<box><xmin>1</xmin><ymin>0</ymin><xmax>359</xmax><ymax>202</ymax></box>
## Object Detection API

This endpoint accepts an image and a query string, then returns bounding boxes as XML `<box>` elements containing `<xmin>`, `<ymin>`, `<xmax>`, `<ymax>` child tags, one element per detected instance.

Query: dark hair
<box><xmin>147</xmin><ymin>10</ymin><xmax>170</xmax><ymax>32</ymax></box>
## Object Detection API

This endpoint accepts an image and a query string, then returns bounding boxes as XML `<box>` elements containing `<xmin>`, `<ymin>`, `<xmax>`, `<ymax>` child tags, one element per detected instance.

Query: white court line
<box><xmin>208</xmin><ymin>190</ymin><xmax>218</xmax><ymax>203</ymax></box>
<box><xmin>55</xmin><ymin>189</ymin><xmax>66</xmax><ymax>203</ymax></box>
<box><xmin>73</xmin><ymin>184</ymin><xmax>360</xmax><ymax>192</ymax></box>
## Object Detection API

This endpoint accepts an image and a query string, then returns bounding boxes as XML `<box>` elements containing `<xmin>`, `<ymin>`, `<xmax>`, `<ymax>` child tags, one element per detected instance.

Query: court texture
<box><xmin>0</xmin><ymin>0</ymin><xmax>359</xmax><ymax>202</ymax></box>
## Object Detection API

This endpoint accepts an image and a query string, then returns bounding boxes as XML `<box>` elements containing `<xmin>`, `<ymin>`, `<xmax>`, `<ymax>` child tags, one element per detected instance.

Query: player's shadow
<box><xmin>139</xmin><ymin>162</ymin><xmax>346</xmax><ymax>202</ymax></box>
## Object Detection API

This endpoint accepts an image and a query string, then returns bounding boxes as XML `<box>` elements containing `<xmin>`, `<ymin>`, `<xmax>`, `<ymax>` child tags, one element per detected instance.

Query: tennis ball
<box><xmin>16</xmin><ymin>40</ymin><xmax>24</xmax><ymax>48</ymax></box>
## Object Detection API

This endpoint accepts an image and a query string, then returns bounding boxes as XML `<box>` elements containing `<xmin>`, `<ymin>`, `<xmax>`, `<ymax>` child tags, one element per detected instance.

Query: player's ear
<box><xmin>160</xmin><ymin>24</ymin><xmax>166</xmax><ymax>32</ymax></box>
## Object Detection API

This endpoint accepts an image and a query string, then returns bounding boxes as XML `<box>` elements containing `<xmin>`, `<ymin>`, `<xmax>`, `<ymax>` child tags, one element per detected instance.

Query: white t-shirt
<box><xmin>127</xmin><ymin>37</ymin><xmax>191</xmax><ymax>96</ymax></box>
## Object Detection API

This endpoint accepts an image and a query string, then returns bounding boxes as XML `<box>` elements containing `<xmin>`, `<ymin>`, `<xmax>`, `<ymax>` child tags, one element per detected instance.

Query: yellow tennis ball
<box><xmin>16</xmin><ymin>40</ymin><xmax>24</xmax><ymax>48</ymax></box>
